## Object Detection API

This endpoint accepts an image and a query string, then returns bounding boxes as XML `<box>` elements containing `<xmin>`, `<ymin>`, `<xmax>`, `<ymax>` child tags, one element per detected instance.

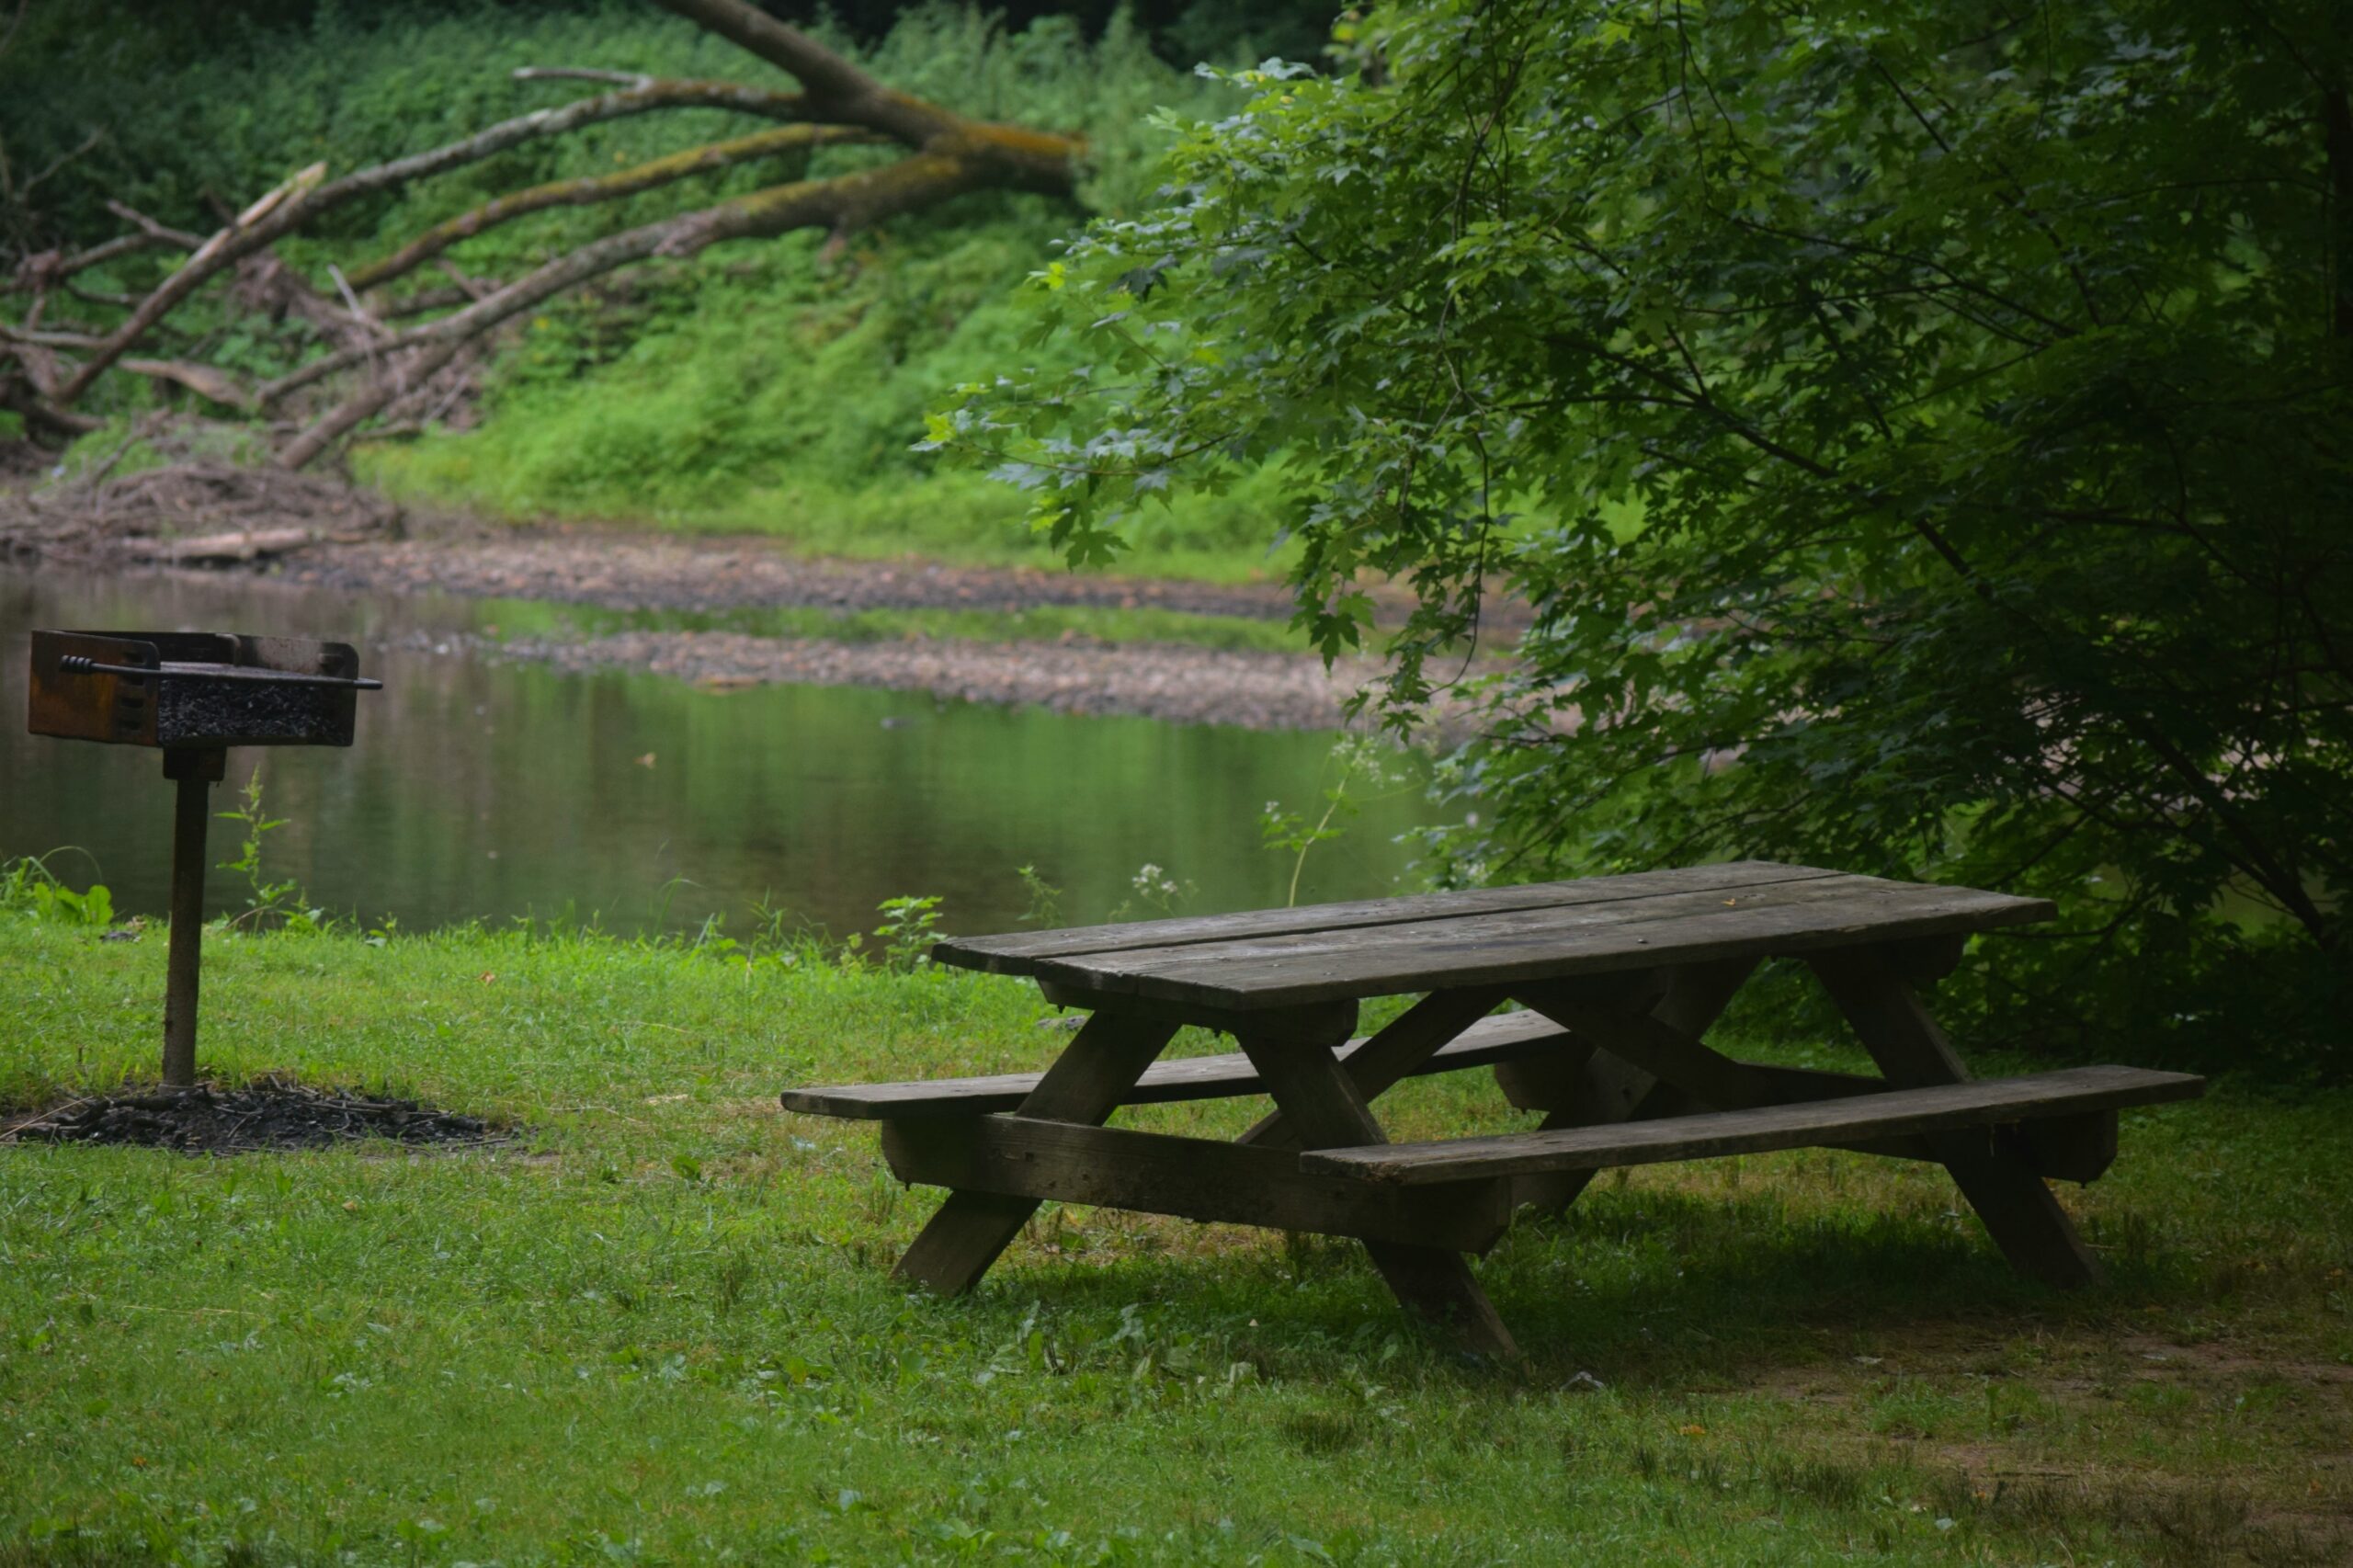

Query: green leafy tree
<box><xmin>935</xmin><ymin>0</ymin><xmax>2352</xmax><ymax>1070</ymax></box>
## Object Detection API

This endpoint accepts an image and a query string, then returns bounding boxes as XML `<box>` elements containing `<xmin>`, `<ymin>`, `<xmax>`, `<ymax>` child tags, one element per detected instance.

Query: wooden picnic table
<box><xmin>784</xmin><ymin>861</ymin><xmax>2203</xmax><ymax>1357</ymax></box>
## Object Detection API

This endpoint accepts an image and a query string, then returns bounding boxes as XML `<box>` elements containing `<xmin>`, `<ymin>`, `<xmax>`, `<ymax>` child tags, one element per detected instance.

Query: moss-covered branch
<box><xmin>346</xmin><ymin>122</ymin><xmax>886</xmax><ymax>293</ymax></box>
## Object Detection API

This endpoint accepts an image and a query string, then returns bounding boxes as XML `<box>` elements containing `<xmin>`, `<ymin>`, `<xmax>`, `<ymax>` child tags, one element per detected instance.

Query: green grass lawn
<box><xmin>2</xmin><ymin>906</ymin><xmax>2347</xmax><ymax>1565</ymax></box>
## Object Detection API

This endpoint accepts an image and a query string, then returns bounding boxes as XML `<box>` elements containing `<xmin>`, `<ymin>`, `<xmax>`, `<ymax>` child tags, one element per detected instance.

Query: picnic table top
<box><xmin>934</xmin><ymin>860</ymin><xmax>2053</xmax><ymax>1011</ymax></box>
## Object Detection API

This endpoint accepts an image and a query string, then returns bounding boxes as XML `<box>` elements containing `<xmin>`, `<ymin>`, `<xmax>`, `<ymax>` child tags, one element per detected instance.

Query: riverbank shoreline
<box><xmin>6</xmin><ymin>493</ymin><xmax>1506</xmax><ymax>732</ymax></box>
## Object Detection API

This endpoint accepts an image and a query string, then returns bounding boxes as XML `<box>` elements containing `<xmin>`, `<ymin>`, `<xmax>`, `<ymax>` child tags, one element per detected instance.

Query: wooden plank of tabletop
<box><xmin>1028</xmin><ymin>877</ymin><xmax>2052</xmax><ymax>1010</ymax></box>
<box><xmin>935</xmin><ymin>860</ymin><xmax>1847</xmax><ymax>975</ymax></box>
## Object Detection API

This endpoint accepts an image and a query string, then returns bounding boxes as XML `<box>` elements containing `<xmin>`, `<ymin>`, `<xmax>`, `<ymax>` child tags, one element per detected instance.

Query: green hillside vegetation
<box><xmin>4</xmin><ymin>2</ymin><xmax>1298</xmax><ymax>574</ymax></box>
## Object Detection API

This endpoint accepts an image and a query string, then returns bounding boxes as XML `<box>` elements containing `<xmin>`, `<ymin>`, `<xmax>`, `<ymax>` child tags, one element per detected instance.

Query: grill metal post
<box><xmin>159</xmin><ymin>748</ymin><xmax>225</xmax><ymax>1087</ymax></box>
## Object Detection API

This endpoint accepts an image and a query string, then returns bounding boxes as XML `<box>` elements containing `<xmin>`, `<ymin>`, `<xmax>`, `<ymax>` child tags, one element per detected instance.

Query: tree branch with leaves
<box><xmin>935</xmin><ymin>0</ymin><xmax>2352</xmax><ymax>1072</ymax></box>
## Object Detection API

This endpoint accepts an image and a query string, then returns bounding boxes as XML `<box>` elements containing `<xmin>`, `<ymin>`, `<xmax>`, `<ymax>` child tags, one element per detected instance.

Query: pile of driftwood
<box><xmin>0</xmin><ymin>415</ymin><xmax>401</xmax><ymax>567</ymax></box>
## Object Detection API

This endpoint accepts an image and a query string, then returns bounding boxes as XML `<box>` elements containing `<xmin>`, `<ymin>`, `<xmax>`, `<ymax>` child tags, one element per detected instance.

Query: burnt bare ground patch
<box><xmin>2</xmin><ymin>1075</ymin><xmax>514</xmax><ymax>1154</ymax></box>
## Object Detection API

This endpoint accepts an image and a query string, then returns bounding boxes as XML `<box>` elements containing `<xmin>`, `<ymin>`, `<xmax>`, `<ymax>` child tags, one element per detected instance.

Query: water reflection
<box><xmin>0</xmin><ymin>565</ymin><xmax>1434</xmax><ymax>937</ymax></box>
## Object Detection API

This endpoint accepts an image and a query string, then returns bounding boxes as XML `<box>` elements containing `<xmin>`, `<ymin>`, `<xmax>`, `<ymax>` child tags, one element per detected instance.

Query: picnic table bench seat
<box><xmin>1299</xmin><ymin>1064</ymin><xmax>2203</xmax><ymax>1183</ymax></box>
<box><xmin>780</xmin><ymin>1008</ymin><xmax>1573</xmax><ymax>1119</ymax></box>
<box><xmin>786</xmin><ymin>860</ymin><xmax>2204</xmax><ymax>1358</ymax></box>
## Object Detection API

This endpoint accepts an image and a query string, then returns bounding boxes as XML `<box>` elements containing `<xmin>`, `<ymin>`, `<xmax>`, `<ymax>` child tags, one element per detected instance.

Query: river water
<box><xmin>0</xmin><ymin>565</ymin><xmax>1436</xmax><ymax>939</ymax></box>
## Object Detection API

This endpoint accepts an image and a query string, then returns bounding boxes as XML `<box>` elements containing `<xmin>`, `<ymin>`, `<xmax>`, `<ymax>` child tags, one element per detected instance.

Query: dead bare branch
<box><xmin>437</xmin><ymin>260</ymin><xmax>493</xmax><ymax>301</ymax></box>
<box><xmin>6</xmin><ymin>203</ymin><xmax>201</xmax><ymax>299</ymax></box>
<box><xmin>0</xmin><ymin>378</ymin><xmax>99</xmax><ymax>436</ymax></box>
<box><xmin>653</xmin><ymin>0</ymin><xmax>1081</xmax><ymax>189</ymax></box>
<box><xmin>105</xmin><ymin>200</ymin><xmax>204</xmax><ymax>249</ymax></box>
<box><xmin>119</xmin><ymin>358</ymin><xmax>256</xmax><ymax>411</ymax></box>
<box><xmin>19</xmin><ymin>130</ymin><xmax>103</xmax><ymax>199</ymax></box>
<box><xmin>379</xmin><ymin>282</ymin><xmax>488</xmax><ymax>319</ymax></box>
<box><xmin>513</xmin><ymin>67</ymin><xmax>654</xmax><ymax>89</ymax></box>
<box><xmin>63</xmin><ymin>279</ymin><xmax>138</xmax><ymax>310</ymax></box>
<box><xmin>0</xmin><ymin>322</ymin><xmax>108</xmax><ymax>349</ymax></box>
<box><xmin>652</xmin><ymin>0</ymin><xmax>960</xmax><ymax>147</ymax></box>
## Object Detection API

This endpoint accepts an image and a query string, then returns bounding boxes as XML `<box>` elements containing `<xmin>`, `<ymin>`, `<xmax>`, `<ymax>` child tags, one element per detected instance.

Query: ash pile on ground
<box><xmin>5</xmin><ymin>1079</ymin><xmax>509</xmax><ymax>1154</ymax></box>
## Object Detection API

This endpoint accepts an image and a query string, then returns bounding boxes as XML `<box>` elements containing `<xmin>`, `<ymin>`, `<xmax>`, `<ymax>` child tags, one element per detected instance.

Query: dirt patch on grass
<box><xmin>3</xmin><ymin>1078</ymin><xmax>512</xmax><ymax>1154</ymax></box>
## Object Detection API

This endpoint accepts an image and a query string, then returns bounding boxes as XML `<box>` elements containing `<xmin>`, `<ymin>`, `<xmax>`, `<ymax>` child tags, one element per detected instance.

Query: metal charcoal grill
<box><xmin>26</xmin><ymin>630</ymin><xmax>381</xmax><ymax>1085</ymax></box>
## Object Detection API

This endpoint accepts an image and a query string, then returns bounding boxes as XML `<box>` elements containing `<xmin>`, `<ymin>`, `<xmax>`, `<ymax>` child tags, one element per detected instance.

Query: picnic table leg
<box><xmin>893</xmin><ymin>1010</ymin><xmax>1178</xmax><ymax>1296</ymax></box>
<box><xmin>1501</xmin><ymin>959</ymin><xmax>1756</xmax><ymax>1215</ymax></box>
<box><xmin>1809</xmin><ymin>948</ymin><xmax>2102</xmax><ymax>1290</ymax></box>
<box><xmin>1239</xmin><ymin>1026</ymin><xmax>1519</xmax><ymax>1360</ymax></box>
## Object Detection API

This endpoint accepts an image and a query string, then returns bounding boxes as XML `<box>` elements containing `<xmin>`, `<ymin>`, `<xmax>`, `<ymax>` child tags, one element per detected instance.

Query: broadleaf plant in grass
<box><xmin>933</xmin><ymin>0</ymin><xmax>2353</xmax><ymax>1073</ymax></box>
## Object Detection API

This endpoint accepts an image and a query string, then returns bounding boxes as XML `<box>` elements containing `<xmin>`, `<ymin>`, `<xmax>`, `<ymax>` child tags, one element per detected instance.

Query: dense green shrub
<box><xmin>939</xmin><ymin>0</ymin><xmax>2353</xmax><ymax>1074</ymax></box>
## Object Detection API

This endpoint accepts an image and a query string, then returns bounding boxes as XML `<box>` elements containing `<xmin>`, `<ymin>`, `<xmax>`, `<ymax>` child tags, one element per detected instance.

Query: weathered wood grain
<box><xmin>1299</xmin><ymin>1066</ymin><xmax>2204</xmax><ymax>1185</ymax></box>
<box><xmin>1015</xmin><ymin>877</ymin><xmax>2053</xmax><ymax>1010</ymax></box>
<box><xmin>880</xmin><ymin>1117</ymin><xmax>1515</xmax><ymax>1251</ymax></box>
<box><xmin>938</xmin><ymin>860</ymin><xmax>1847</xmax><ymax>971</ymax></box>
<box><xmin>1496</xmin><ymin>1056</ymin><xmax>2120</xmax><ymax>1177</ymax></box>
<box><xmin>782</xmin><ymin>1007</ymin><xmax>1570</xmax><ymax>1120</ymax></box>
<box><xmin>1032</xmin><ymin>984</ymin><xmax>1359</xmax><ymax>1040</ymax></box>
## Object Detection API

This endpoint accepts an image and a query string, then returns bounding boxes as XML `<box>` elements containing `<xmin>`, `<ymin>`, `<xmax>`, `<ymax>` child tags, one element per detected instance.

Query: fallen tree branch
<box><xmin>653</xmin><ymin>0</ymin><xmax>1080</xmax><ymax>187</ymax></box>
<box><xmin>378</xmin><ymin>282</ymin><xmax>491</xmax><ymax>319</ymax></box>
<box><xmin>16</xmin><ymin>0</ymin><xmax>1086</xmax><ymax>471</ymax></box>
<box><xmin>53</xmin><ymin>73</ymin><xmax>818</xmax><ymax>404</ymax></box>
<box><xmin>106</xmin><ymin>199</ymin><xmax>205</xmax><ymax>249</ymax></box>
<box><xmin>279</xmin><ymin>145</ymin><xmax>1017</xmax><ymax>467</ymax></box>
<box><xmin>652</xmin><ymin>0</ymin><xmax>961</xmax><ymax>146</ymax></box>
<box><xmin>17</xmin><ymin>130</ymin><xmax>104</xmax><ymax>202</ymax></box>
<box><xmin>0</xmin><ymin>378</ymin><xmax>99</xmax><ymax>435</ymax></box>
<box><xmin>1</xmin><ymin>322</ymin><xmax>108</xmax><ymax>349</ymax></box>
<box><xmin>120</xmin><ymin>358</ymin><xmax>256</xmax><ymax>412</ymax></box>
<box><xmin>63</xmin><ymin>279</ymin><xmax>137</xmax><ymax>309</ymax></box>
<box><xmin>129</xmin><ymin>526</ymin><xmax>314</xmax><ymax>562</ymax></box>
<box><xmin>514</xmin><ymin>66</ymin><xmax>655</xmax><ymax>88</ymax></box>
<box><xmin>347</xmin><ymin>121</ymin><xmax>887</xmax><ymax>291</ymax></box>
<box><xmin>6</xmin><ymin>202</ymin><xmax>201</xmax><ymax>298</ymax></box>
